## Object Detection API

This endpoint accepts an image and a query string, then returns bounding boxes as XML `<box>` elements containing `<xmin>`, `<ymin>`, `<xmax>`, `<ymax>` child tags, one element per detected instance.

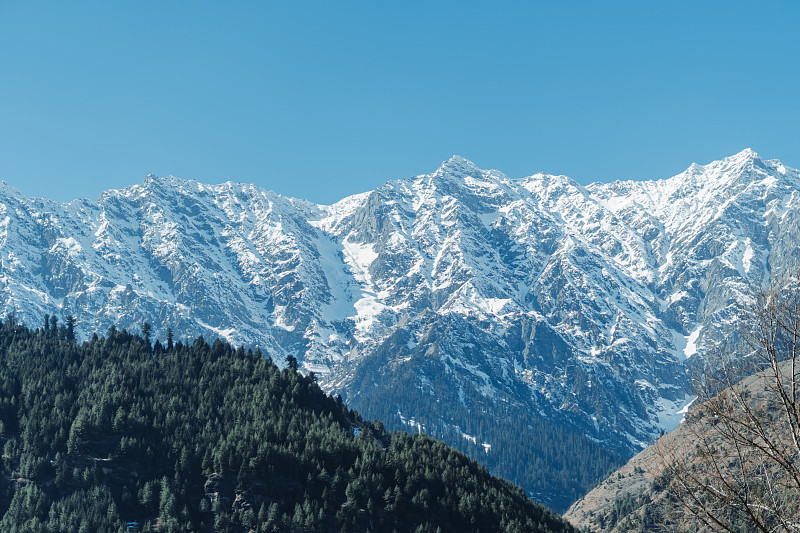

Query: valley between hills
<box><xmin>1</xmin><ymin>150</ymin><xmax>799</xmax><ymax>529</ymax></box>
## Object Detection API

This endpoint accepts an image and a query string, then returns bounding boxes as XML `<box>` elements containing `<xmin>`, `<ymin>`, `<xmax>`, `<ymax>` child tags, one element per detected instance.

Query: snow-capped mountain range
<box><xmin>1</xmin><ymin>149</ymin><xmax>798</xmax><ymax>506</ymax></box>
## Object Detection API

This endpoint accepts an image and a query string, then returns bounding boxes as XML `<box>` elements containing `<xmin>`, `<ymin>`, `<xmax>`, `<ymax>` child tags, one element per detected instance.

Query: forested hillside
<box><xmin>345</xmin><ymin>338</ymin><xmax>623</xmax><ymax>510</ymax></box>
<box><xmin>0</xmin><ymin>317</ymin><xmax>576</xmax><ymax>533</ymax></box>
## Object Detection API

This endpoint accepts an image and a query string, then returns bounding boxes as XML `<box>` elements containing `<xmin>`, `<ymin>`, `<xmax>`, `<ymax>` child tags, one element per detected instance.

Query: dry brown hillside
<box><xmin>565</xmin><ymin>361</ymin><xmax>800</xmax><ymax>532</ymax></box>
<box><xmin>563</xmin><ymin>414</ymin><xmax>688</xmax><ymax>532</ymax></box>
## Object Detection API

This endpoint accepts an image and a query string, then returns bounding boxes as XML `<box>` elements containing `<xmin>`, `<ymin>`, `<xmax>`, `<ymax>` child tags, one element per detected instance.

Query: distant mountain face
<box><xmin>1</xmin><ymin>149</ymin><xmax>798</xmax><ymax>508</ymax></box>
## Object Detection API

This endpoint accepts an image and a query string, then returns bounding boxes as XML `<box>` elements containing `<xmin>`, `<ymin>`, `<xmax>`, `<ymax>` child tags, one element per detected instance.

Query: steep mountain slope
<box><xmin>0</xmin><ymin>319</ymin><xmax>577</xmax><ymax>533</ymax></box>
<box><xmin>1</xmin><ymin>149</ymin><xmax>798</xmax><ymax>509</ymax></box>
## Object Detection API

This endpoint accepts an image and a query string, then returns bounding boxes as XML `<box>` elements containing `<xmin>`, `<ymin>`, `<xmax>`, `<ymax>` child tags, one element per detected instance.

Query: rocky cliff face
<box><xmin>1</xmin><ymin>149</ymin><xmax>797</xmax><ymax>508</ymax></box>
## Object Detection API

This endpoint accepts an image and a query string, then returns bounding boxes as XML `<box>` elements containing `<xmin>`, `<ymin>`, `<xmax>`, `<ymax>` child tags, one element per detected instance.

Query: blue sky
<box><xmin>1</xmin><ymin>1</ymin><xmax>798</xmax><ymax>204</ymax></box>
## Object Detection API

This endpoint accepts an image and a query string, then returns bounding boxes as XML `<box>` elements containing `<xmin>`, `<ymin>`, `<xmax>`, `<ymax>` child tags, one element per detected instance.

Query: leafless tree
<box><xmin>656</xmin><ymin>273</ymin><xmax>800</xmax><ymax>532</ymax></box>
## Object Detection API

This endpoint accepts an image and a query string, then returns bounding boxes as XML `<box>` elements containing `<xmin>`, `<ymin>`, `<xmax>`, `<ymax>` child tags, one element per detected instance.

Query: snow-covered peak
<box><xmin>435</xmin><ymin>155</ymin><xmax>483</xmax><ymax>178</ymax></box>
<box><xmin>694</xmin><ymin>148</ymin><xmax>764</xmax><ymax>179</ymax></box>
<box><xmin>98</xmin><ymin>174</ymin><xmax>194</xmax><ymax>202</ymax></box>
<box><xmin>727</xmin><ymin>147</ymin><xmax>760</xmax><ymax>163</ymax></box>
<box><xmin>0</xmin><ymin>180</ymin><xmax>25</xmax><ymax>200</ymax></box>
<box><xmin>519</xmin><ymin>171</ymin><xmax>588</xmax><ymax>198</ymax></box>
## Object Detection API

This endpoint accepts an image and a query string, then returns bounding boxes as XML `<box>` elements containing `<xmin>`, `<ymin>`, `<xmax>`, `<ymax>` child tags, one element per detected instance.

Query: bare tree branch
<box><xmin>654</xmin><ymin>271</ymin><xmax>800</xmax><ymax>532</ymax></box>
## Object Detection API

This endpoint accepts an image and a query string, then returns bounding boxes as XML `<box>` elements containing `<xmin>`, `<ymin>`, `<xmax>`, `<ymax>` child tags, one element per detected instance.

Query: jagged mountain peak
<box><xmin>433</xmin><ymin>155</ymin><xmax>488</xmax><ymax>181</ymax></box>
<box><xmin>520</xmin><ymin>171</ymin><xmax>589</xmax><ymax>198</ymax></box>
<box><xmin>709</xmin><ymin>147</ymin><xmax>765</xmax><ymax>173</ymax></box>
<box><xmin>98</xmin><ymin>175</ymin><xmax>314</xmax><ymax>218</ymax></box>
<box><xmin>139</xmin><ymin>174</ymin><xmax>196</xmax><ymax>190</ymax></box>
<box><xmin>0</xmin><ymin>180</ymin><xmax>25</xmax><ymax>200</ymax></box>
<box><xmin>98</xmin><ymin>174</ymin><xmax>200</xmax><ymax>202</ymax></box>
<box><xmin>594</xmin><ymin>150</ymin><xmax>796</xmax><ymax>227</ymax></box>
<box><xmin>439</xmin><ymin>154</ymin><xmax>479</xmax><ymax>170</ymax></box>
<box><xmin>596</xmin><ymin>149</ymin><xmax>773</xmax><ymax>194</ymax></box>
<box><xmin>727</xmin><ymin>146</ymin><xmax>760</xmax><ymax>162</ymax></box>
<box><xmin>679</xmin><ymin>148</ymin><xmax>769</xmax><ymax>185</ymax></box>
<box><xmin>432</xmin><ymin>156</ymin><xmax>510</xmax><ymax>186</ymax></box>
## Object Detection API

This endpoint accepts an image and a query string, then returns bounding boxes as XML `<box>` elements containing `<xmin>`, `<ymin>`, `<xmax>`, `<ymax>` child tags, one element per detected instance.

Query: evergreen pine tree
<box><xmin>65</xmin><ymin>315</ymin><xmax>76</xmax><ymax>342</ymax></box>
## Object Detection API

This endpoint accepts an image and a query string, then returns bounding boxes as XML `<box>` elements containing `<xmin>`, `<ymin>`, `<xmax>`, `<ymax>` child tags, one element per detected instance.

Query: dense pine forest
<box><xmin>0</xmin><ymin>317</ymin><xmax>577</xmax><ymax>533</ymax></box>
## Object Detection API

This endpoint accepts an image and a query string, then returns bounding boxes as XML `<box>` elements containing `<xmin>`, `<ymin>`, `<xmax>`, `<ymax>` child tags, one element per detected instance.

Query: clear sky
<box><xmin>1</xmin><ymin>1</ymin><xmax>799</xmax><ymax>204</ymax></box>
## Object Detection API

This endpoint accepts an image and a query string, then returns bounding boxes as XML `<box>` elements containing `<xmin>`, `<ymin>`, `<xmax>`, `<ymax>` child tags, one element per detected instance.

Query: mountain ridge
<box><xmin>1</xmin><ymin>149</ymin><xmax>798</xmax><ymax>508</ymax></box>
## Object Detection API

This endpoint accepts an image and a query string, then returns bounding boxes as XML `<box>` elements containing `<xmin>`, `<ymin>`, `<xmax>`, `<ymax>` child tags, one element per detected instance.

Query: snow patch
<box><xmin>684</xmin><ymin>325</ymin><xmax>702</xmax><ymax>359</ymax></box>
<box><xmin>397</xmin><ymin>412</ymin><xmax>425</xmax><ymax>433</ymax></box>
<box><xmin>340</xmin><ymin>238</ymin><xmax>387</xmax><ymax>340</ymax></box>
<box><xmin>672</xmin><ymin>325</ymin><xmax>702</xmax><ymax>361</ymax></box>
<box><xmin>51</xmin><ymin>237</ymin><xmax>83</xmax><ymax>257</ymax></box>
<box><xmin>654</xmin><ymin>394</ymin><xmax>697</xmax><ymax>432</ymax></box>
<box><xmin>742</xmin><ymin>239</ymin><xmax>754</xmax><ymax>274</ymax></box>
<box><xmin>195</xmin><ymin>319</ymin><xmax>237</xmax><ymax>343</ymax></box>
<box><xmin>677</xmin><ymin>397</ymin><xmax>695</xmax><ymax>417</ymax></box>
